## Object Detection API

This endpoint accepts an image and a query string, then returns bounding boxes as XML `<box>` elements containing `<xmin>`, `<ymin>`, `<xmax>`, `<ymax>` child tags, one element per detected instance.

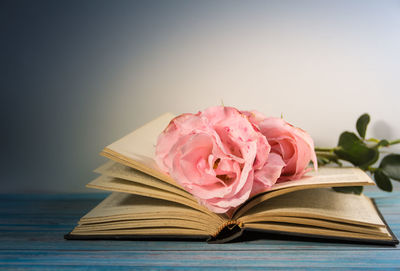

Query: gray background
<box><xmin>1</xmin><ymin>0</ymin><xmax>400</xmax><ymax>193</ymax></box>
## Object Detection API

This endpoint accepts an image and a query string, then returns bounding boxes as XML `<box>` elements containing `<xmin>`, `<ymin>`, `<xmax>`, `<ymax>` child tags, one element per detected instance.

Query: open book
<box><xmin>65</xmin><ymin>113</ymin><xmax>398</xmax><ymax>245</ymax></box>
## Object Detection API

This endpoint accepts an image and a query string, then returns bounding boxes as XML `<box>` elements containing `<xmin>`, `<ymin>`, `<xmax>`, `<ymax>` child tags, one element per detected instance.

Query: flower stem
<box><xmin>315</xmin><ymin>147</ymin><xmax>335</xmax><ymax>152</ymax></box>
<box><xmin>367</xmin><ymin>166</ymin><xmax>378</xmax><ymax>173</ymax></box>
<box><xmin>315</xmin><ymin>152</ymin><xmax>337</xmax><ymax>159</ymax></box>
<box><xmin>389</xmin><ymin>139</ymin><xmax>400</xmax><ymax>145</ymax></box>
<box><xmin>366</xmin><ymin>138</ymin><xmax>380</xmax><ymax>143</ymax></box>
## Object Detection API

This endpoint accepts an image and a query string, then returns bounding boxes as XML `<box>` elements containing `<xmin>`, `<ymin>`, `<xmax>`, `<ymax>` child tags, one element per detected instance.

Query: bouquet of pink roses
<box><xmin>155</xmin><ymin>106</ymin><xmax>317</xmax><ymax>213</ymax></box>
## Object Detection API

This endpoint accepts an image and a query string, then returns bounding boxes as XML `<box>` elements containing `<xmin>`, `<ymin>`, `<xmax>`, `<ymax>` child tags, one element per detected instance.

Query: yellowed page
<box><xmin>234</xmin><ymin>167</ymin><xmax>375</xmax><ymax>218</ymax></box>
<box><xmin>94</xmin><ymin>161</ymin><xmax>192</xmax><ymax>199</ymax></box>
<box><xmin>244</xmin><ymin>222</ymin><xmax>392</xmax><ymax>241</ymax></box>
<box><xmin>241</xmin><ymin>216</ymin><xmax>388</xmax><ymax>236</ymax></box>
<box><xmin>78</xmin><ymin>192</ymin><xmax>224</xmax><ymax>233</ymax></box>
<box><xmin>239</xmin><ymin>188</ymin><xmax>386</xmax><ymax>227</ymax></box>
<box><xmin>81</xmin><ymin>192</ymin><xmax>201</xmax><ymax>219</ymax></box>
<box><xmin>75</xmin><ymin>218</ymin><xmax>211</xmax><ymax>231</ymax></box>
<box><xmin>270</xmin><ymin>167</ymin><xmax>374</xmax><ymax>191</ymax></box>
<box><xmin>101</xmin><ymin>113</ymin><xmax>177</xmax><ymax>186</ymax></box>
<box><xmin>73</xmin><ymin>218</ymin><xmax>212</xmax><ymax>234</ymax></box>
<box><xmin>71</xmin><ymin>228</ymin><xmax>208</xmax><ymax>237</ymax></box>
<box><xmin>87</xmin><ymin>175</ymin><xmax>215</xmax><ymax>216</ymax></box>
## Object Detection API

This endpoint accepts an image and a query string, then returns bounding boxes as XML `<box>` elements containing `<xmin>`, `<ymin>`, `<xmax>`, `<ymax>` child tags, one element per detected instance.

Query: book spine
<box><xmin>207</xmin><ymin>220</ymin><xmax>244</xmax><ymax>244</ymax></box>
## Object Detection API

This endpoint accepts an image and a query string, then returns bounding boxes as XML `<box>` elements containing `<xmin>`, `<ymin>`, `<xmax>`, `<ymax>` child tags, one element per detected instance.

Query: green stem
<box><xmin>316</xmin><ymin>152</ymin><xmax>337</xmax><ymax>160</ymax></box>
<box><xmin>316</xmin><ymin>151</ymin><xmax>342</xmax><ymax>166</ymax></box>
<box><xmin>367</xmin><ymin>166</ymin><xmax>378</xmax><ymax>173</ymax></box>
<box><xmin>315</xmin><ymin>147</ymin><xmax>335</xmax><ymax>152</ymax></box>
<box><xmin>366</xmin><ymin>138</ymin><xmax>380</xmax><ymax>143</ymax></box>
<box><xmin>389</xmin><ymin>139</ymin><xmax>400</xmax><ymax>145</ymax></box>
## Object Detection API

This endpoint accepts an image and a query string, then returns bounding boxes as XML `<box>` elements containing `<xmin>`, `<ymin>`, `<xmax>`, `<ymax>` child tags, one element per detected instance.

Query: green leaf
<box><xmin>332</xmin><ymin>186</ymin><xmax>363</xmax><ymax>194</ymax></box>
<box><xmin>334</xmin><ymin>132</ymin><xmax>379</xmax><ymax>169</ymax></box>
<box><xmin>374</xmin><ymin>170</ymin><xmax>393</xmax><ymax>192</ymax></box>
<box><xmin>379</xmin><ymin>154</ymin><xmax>400</xmax><ymax>181</ymax></box>
<box><xmin>356</xmin><ymin>113</ymin><xmax>370</xmax><ymax>139</ymax></box>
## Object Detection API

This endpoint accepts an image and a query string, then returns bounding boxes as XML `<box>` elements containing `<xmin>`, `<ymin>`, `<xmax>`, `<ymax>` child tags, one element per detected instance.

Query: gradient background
<box><xmin>1</xmin><ymin>0</ymin><xmax>400</xmax><ymax>193</ymax></box>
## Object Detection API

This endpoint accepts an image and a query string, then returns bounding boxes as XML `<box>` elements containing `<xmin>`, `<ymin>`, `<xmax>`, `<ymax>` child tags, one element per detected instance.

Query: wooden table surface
<box><xmin>1</xmin><ymin>190</ymin><xmax>400</xmax><ymax>270</ymax></box>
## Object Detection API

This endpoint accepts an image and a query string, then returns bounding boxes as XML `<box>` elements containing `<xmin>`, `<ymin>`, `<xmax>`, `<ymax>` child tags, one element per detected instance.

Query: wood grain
<box><xmin>0</xmin><ymin>191</ymin><xmax>399</xmax><ymax>269</ymax></box>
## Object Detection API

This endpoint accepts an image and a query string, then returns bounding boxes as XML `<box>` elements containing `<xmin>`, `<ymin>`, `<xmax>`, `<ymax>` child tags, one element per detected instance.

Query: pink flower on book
<box><xmin>244</xmin><ymin>111</ymin><xmax>318</xmax><ymax>182</ymax></box>
<box><xmin>155</xmin><ymin>106</ymin><xmax>285</xmax><ymax>213</ymax></box>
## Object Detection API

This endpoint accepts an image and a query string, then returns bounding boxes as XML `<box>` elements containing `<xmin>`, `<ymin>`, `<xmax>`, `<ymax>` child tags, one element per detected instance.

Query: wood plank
<box><xmin>1</xmin><ymin>250</ymin><xmax>400</xmax><ymax>268</ymax></box>
<box><xmin>0</xmin><ymin>192</ymin><xmax>399</xmax><ymax>269</ymax></box>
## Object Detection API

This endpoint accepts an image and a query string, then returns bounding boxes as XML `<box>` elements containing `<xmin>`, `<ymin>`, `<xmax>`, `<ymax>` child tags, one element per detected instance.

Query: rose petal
<box><xmin>155</xmin><ymin>106</ymin><xmax>287</xmax><ymax>213</ymax></box>
<box><xmin>256</xmin><ymin>117</ymin><xmax>318</xmax><ymax>181</ymax></box>
<box><xmin>252</xmin><ymin>153</ymin><xmax>285</xmax><ymax>195</ymax></box>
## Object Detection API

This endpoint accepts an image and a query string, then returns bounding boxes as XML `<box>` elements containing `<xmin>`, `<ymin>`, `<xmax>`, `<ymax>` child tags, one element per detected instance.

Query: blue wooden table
<box><xmin>1</xmin><ymin>190</ymin><xmax>400</xmax><ymax>270</ymax></box>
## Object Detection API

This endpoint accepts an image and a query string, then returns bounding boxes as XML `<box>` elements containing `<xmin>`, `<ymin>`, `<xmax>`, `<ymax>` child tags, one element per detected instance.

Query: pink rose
<box><xmin>244</xmin><ymin>111</ymin><xmax>317</xmax><ymax>182</ymax></box>
<box><xmin>155</xmin><ymin>106</ymin><xmax>284</xmax><ymax>213</ymax></box>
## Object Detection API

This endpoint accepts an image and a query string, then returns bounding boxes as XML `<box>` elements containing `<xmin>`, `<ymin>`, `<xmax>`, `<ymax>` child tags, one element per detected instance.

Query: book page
<box><xmin>239</xmin><ymin>188</ymin><xmax>386</xmax><ymax>227</ymax></box>
<box><xmin>95</xmin><ymin>161</ymin><xmax>193</xmax><ymax>199</ymax></box>
<box><xmin>234</xmin><ymin>167</ymin><xmax>375</xmax><ymax>218</ymax></box>
<box><xmin>244</xmin><ymin>222</ymin><xmax>392</xmax><ymax>241</ymax></box>
<box><xmin>81</xmin><ymin>192</ymin><xmax>202</xmax><ymax>219</ymax></box>
<box><xmin>270</xmin><ymin>167</ymin><xmax>374</xmax><ymax>191</ymax></box>
<box><xmin>75</xmin><ymin>192</ymin><xmax>222</xmax><ymax>236</ymax></box>
<box><xmin>87</xmin><ymin>175</ymin><xmax>215</xmax><ymax>217</ymax></box>
<box><xmin>71</xmin><ymin>228</ymin><xmax>209</xmax><ymax>237</ymax></box>
<box><xmin>76</xmin><ymin>218</ymin><xmax>211</xmax><ymax>232</ymax></box>
<box><xmin>102</xmin><ymin>113</ymin><xmax>177</xmax><ymax>186</ymax></box>
<box><xmin>242</xmin><ymin>216</ymin><xmax>389</xmax><ymax>236</ymax></box>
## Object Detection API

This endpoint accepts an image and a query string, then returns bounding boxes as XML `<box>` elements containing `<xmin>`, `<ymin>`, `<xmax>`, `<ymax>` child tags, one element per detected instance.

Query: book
<box><xmin>65</xmin><ymin>113</ymin><xmax>399</xmax><ymax>245</ymax></box>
